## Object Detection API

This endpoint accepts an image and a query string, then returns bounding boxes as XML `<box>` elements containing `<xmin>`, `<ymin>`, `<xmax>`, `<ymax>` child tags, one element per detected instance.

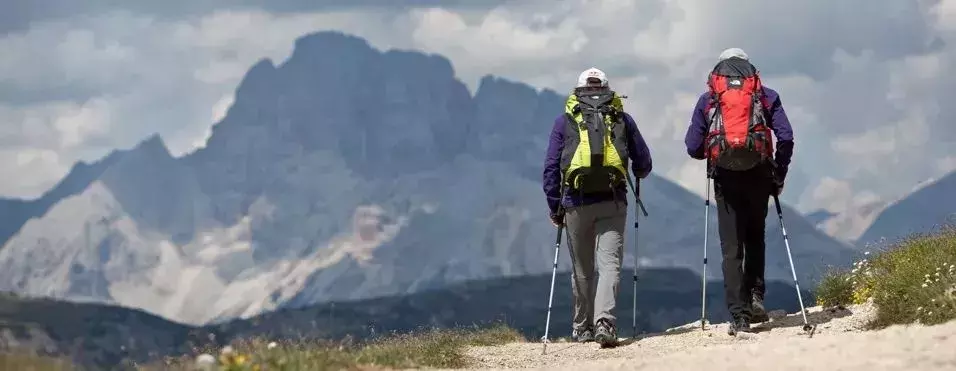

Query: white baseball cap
<box><xmin>718</xmin><ymin>48</ymin><xmax>749</xmax><ymax>61</ymax></box>
<box><xmin>576</xmin><ymin>67</ymin><xmax>608</xmax><ymax>88</ymax></box>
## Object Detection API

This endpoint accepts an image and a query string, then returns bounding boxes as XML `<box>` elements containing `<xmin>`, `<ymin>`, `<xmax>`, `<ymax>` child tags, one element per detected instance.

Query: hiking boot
<box><xmin>594</xmin><ymin>319</ymin><xmax>618</xmax><ymax>347</ymax></box>
<box><xmin>751</xmin><ymin>294</ymin><xmax>770</xmax><ymax>323</ymax></box>
<box><xmin>571</xmin><ymin>327</ymin><xmax>593</xmax><ymax>342</ymax></box>
<box><xmin>727</xmin><ymin>316</ymin><xmax>752</xmax><ymax>336</ymax></box>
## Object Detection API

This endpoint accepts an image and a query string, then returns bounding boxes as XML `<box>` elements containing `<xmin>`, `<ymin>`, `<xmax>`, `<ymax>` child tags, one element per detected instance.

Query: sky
<box><xmin>1</xmin><ymin>0</ymin><xmax>955</xmax><ymax>222</ymax></box>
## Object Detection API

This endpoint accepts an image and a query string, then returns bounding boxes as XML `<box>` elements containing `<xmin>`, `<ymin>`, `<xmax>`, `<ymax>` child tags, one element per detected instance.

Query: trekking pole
<box><xmin>700</xmin><ymin>173</ymin><xmax>711</xmax><ymax>331</ymax></box>
<box><xmin>541</xmin><ymin>221</ymin><xmax>563</xmax><ymax>354</ymax></box>
<box><xmin>625</xmin><ymin>176</ymin><xmax>649</xmax><ymax>338</ymax></box>
<box><xmin>772</xmin><ymin>194</ymin><xmax>813</xmax><ymax>333</ymax></box>
<box><xmin>541</xmin><ymin>188</ymin><xmax>568</xmax><ymax>355</ymax></box>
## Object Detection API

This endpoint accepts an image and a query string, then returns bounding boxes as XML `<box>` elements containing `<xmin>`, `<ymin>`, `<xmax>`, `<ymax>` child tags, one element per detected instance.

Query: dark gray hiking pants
<box><xmin>565</xmin><ymin>200</ymin><xmax>626</xmax><ymax>331</ymax></box>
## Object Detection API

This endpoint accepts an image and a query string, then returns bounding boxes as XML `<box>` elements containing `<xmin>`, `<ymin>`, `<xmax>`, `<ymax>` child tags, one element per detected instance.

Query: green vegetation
<box><xmin>815</xmin><ymin>226</ymin><xmax>956</xmax><ymax>328</ymax></box>
<box><xmin>2</xmin><ymin>323</ymin><xmax>522</xmax><ymax>371</ymax></box>
<box><xmin>140</xmin><ymin>322</ymin><xmax>524</xmax><ymax>371</ymax></box>
<box><xmin>0</xmin><ymin>352</ymin><xmax>75</xmax><ymax>371</ymax></box>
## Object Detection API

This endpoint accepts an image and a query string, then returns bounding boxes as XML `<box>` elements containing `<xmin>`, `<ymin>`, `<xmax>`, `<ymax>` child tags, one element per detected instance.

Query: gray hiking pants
<box><xmin>565</xmin><ymin>200</ymin><xmax>626</xmax><ymax>331</ymax></box>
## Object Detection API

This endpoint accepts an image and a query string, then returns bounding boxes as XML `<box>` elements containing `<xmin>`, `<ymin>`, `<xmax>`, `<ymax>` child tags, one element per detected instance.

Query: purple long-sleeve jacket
<box><xmin>542</xmin><ymin>112</ymin><xmax>653</xmax><ymax>215</ymax></box>
<box><xmin>683</xmin><ymin>86</ymin><xmax>794</xmax><ymax>180</ymax></box>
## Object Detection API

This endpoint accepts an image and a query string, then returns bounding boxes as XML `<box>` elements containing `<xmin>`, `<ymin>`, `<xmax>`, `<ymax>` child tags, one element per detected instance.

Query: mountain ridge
<box><xmin>856</xmin><ymin>170</ymin><xmax>956</xmax><ymax>248</ymax></box>
<box><xmin>0</xmin><ymin>145</ymin><xmax>129</xmax><ymax>248</ymax></box>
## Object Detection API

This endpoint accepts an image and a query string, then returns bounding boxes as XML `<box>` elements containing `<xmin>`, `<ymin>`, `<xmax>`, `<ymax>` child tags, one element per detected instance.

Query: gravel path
<box><xmin>440</xmin><ymin>302</ymin><xmax>956</xmax><ymax>371</ymax></box>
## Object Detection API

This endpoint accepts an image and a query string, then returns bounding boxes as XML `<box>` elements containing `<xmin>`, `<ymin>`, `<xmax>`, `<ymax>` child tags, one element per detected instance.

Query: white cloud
<box><xmin>0</xmin><ymin>9</ymin><xmax>404</xmax><ymax>198</ymax></box>
<box><xmin>51</xmin><ymin>97</ymin><xmax>114</xmax><ymax>149</ymax></box>
<box><xmin>0</xmin><ymin>148</ymin><xmax>69</xmax><ymax>198</ymax></box>
<box><xmin>807</xmin><ymin>177</ymin><xmax>859</xmax><ymax>214</ymax></box>
<box><xmin>210</xmin><ymin>94</ymin><xmax>234</xmax><ymax>125</ymax></box>
<box><xmin>936</xmin><ymin>0</ymin><xmax>956</xmax><ymax>32</ymax></box>
<box><xmin>408</xmin><ymin>6</ymin><xmax>589</xmax><ymax>88</ymax></box>
<box><xmin>803</xmin><ymin>177</ymin><xmax>886</xmax><ymax>242</ymax></box>
<box><xmin>831</xmin><ymin>126</ymin><xmax>897</xmax><ymax>159</ymax></box>
<box><xmin>937</xmin><ymin>156</ymin><xmax>956</xmax><ymax>175</ymax></box>
<box><xmin>0</xmin><ymin>25</ymin><xmax>136</xmax><ymax>95</ymax></box>
<box><xmin>629</xmin><ymin>1</ymin><xmax>707</xmax><ymax>70</ymax></box>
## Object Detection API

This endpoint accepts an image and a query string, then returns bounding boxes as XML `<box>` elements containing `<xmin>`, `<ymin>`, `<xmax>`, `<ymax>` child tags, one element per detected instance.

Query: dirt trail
<box><xmin>444</xmin><ymin>302</ymin><xmax>956</xmax><ymax>371</ymax></box>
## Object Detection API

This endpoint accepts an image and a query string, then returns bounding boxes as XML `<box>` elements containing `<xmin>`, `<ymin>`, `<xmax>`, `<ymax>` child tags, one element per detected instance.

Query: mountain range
<box><xmin>804</xmin><ymin>170</ymin><xmax>956</xmax><ymax>249</ymax></box>
<box><xmin>855</xmin><ymin>171</ymin><xmax>956</xmax><ymax>248</ymax></box>
<box><xmin>0</xmin><ymin>31</ymin><xmax>859</xmax><ymax>328</ymax></box>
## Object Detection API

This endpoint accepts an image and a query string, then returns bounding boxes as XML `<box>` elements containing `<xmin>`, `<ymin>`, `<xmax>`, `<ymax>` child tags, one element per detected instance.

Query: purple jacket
<box><xmin>683</xmin><ymin>86</ymin><xmax>794</xmax><ymax>180</ymax></box>
<box><xmin>542</xmin><ymin>112</ymin><xmax>653</xmax><ymax>215</ymax></box>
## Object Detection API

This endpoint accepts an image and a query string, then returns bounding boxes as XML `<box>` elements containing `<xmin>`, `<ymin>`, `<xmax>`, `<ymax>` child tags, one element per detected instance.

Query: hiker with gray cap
<box><xmin>683</xmin><ymin>48</ymin><xmax>796</xmax><ymax>335</ymax></box>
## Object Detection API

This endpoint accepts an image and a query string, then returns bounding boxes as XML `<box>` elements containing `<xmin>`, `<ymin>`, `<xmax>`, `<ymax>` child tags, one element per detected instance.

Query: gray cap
<box><xmin>718</xmin><ymin>48</ymin><xmax>749</xmax><ymax>61</ymax></box>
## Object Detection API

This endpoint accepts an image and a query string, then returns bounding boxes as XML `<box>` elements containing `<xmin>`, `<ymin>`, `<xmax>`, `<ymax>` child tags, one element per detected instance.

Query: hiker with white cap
<box><xmin>542</xmin><ymin>67</ymin><xmax>653</xmax><ymax>346</ymax></box>
<box><xmin>683</xmin><ymin>48</ymin><xmax>796</xmax><ymax>335</ymax></box>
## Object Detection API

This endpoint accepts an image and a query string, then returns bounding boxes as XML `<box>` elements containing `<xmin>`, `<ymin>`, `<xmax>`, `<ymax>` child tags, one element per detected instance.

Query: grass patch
<box><xmin>814</xmin><ymin>267</ymin><xmax>854</xmax><ymax>308</ymax></box>
<box><xmin>0</xmin><ymin>352</ymin><xmax>76</xmax><ymax>371</ymax></box>
<box><xmin>814</xmin><ymin>225</ymin><xmax>956</xmax><ymax>328</ymax></box>
<box><xmin>141</xmin><ymin>322</ymin><xmax>524</xmax><ymax>371</ymax></box>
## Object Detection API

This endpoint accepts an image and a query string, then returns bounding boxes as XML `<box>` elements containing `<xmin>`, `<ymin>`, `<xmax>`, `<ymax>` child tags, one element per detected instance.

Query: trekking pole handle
<box><xmin>626</xmin><ymin>175</ymin><xmax>649</xmax><ymax>217</ymax></box>
<box><xmin>768</xmin><ymin>164</ymin><xmax>785</xmax><ymax>217</ymax></box>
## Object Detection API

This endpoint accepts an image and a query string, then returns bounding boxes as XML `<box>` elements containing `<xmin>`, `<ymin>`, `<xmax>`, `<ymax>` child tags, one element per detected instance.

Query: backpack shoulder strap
<box><xmin>564</xmin><ymin>112</ymin><xmax>577</xmax><ymax>126</ymax></box>
<box><xmin>758</xmin><ymin>89</ymin><xmax>771</xmax><ymax>110</ymax></box>
<box><xmin>617</xmin><ymin>111</ymin><xmax>633</xmax><ymax>146</ymax></box>
<box><xmin>757</xmin><ymin>89</ymin><xmax>774</xmax><ymax>129</ymax></box>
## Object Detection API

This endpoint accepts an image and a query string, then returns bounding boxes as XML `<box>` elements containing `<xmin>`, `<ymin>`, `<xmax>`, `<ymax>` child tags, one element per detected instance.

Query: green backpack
<box><xmin>559</xmin><ymin>87</ymin><xmax>630</xmax><ymax>195</ymax></box>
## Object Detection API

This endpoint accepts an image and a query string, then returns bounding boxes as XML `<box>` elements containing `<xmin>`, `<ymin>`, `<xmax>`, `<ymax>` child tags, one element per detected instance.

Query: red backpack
<box><xmin>703</xmin><ymin>57</ymin><xmax>773</xmax><ymax>171</ymax></box>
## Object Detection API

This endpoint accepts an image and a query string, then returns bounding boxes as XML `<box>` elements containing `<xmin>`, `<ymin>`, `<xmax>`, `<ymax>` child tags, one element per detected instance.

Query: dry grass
<box><xmin>0</xmin><ymin>352</ymin><xmax>77</xmax><ymax>371</ymax></box>
<box><xmin>814</xmin><ymin>225</ymin><xmax>956</xmax><ymax>328</ymax></box>
<box><xmin>136</xmin><ymin>322</ymin><xmax>525</xmax><ymax>371</ymax></box>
